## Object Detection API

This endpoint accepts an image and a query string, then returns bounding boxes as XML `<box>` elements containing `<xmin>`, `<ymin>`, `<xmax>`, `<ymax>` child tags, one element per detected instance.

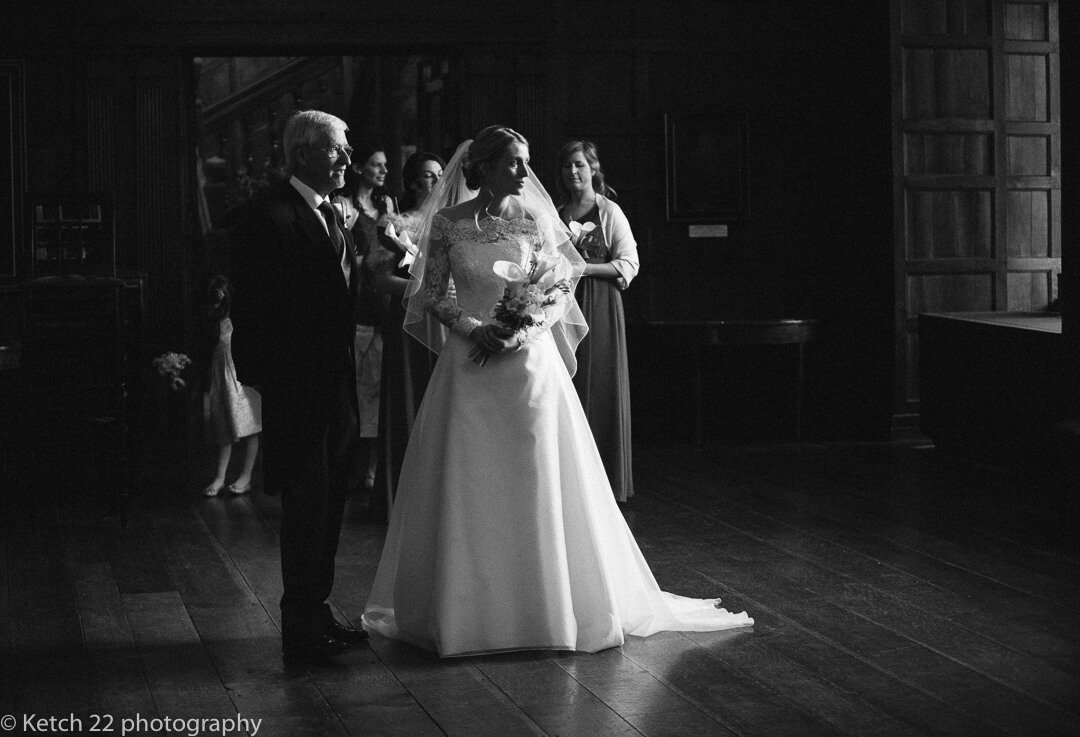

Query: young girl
<box><xmin>202</xmin><ymin>275</ymin><xmax>261</xmax><ymax>497</ymax></box>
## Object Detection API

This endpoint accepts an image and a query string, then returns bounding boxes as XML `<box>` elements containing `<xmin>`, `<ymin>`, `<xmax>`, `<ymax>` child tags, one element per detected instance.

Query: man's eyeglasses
<box><xmin>318</xmin><ymin>144</ymin><xmax>353</xmax><ymax>159</ymax></box>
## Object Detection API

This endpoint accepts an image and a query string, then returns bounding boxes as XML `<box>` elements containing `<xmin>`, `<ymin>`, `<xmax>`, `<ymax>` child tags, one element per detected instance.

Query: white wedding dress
<box><xmin>361</xmin><ymin>214</ymin><xmax>752</xmax><ymax>657</ymax></box>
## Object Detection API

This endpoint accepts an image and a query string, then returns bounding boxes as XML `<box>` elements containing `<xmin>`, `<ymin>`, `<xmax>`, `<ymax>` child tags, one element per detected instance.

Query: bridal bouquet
<box><xmin>152</xmin><ymin>351</ymin><xmax>191</xmax><ymax>392</ymax></box>
<box><xmin>469</xmin><ymin>250</ymin><xmax>571</xmax><ymax>366</ymax></box>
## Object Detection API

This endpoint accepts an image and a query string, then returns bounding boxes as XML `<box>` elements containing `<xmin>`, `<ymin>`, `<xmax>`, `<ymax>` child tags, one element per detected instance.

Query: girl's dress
<box><xmin>206</xmin><ymin>316</ymin><xmax>261</xmax><ymax>445</ymax></box>
<box><xmin>562</xmin><ymin>198</ymin><xmax>636</xmax><ymax>501</ymax></box>
<box><xmin>361</xmin><ymin>214</ymin><xmax>751</xmax><ymax>657</ymax></box>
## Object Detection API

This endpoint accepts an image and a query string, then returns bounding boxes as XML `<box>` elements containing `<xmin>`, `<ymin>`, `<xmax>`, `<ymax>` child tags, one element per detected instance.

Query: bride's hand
<box><xmin>470</xmin><ymin>324</ymin><xmax>518</xmax><ymax>354</ymax></box>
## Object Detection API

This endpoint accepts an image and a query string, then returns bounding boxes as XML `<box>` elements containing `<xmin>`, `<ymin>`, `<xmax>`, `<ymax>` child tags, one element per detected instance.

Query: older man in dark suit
<box><xmin>229</xmin><ymin>109</ymin><xmax>367</xmax><ymax>665</ymax></box>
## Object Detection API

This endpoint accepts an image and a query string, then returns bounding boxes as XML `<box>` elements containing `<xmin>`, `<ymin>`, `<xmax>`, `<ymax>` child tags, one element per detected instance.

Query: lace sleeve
<box><xmin>423</xmin><ymin>216</ymin><xmax>482</xmax><ymax>338</ymax></box>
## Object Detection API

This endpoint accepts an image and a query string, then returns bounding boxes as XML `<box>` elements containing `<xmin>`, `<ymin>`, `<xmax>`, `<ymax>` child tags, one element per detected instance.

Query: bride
<box><xmin>361</xmin><ymin>125</ymin><xmax>752</xmax><ymax>656</ymax></box>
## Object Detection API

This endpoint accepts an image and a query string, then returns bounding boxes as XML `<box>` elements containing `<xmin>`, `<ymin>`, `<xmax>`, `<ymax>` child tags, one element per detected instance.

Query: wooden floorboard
<box><xmin>635</xmin><ymin>536</ymin><xmax>980</xmax><ymax>737</ymax></box>
<box><xmin>196</xmin><ymin>481</ymin><xmax>456</xmax><ymax>736</ymax></box>
<box><xmin>678</xmin><ymin>627</ymin><xmax>924</xmax><ymax>737</ymax></box>
<box><xmin>122</xmin><ymin>591</ymin><xmax>238</xmax><ymax>716</ymax></box>
<box><xmin>640</xmin><ymin>467</ymin><xmax>1080</xmax><ymax>677</ymax></box>
<box><xmin>548</xmin><ymin>647</ymin><xmax>739</xmax><ymax>737</ymax></box>
<box><xmin>682</xmin><ymin>579</ymin><xmax>1007</xmax><ymax>737</ymax></box>
<box><xmin>723</xmin><ymin>467</ymin><xmax>1080</xmax><ymax>678</ymax></box>
<box><xmin>6</xmin><ymin>507</ymin><xmax>98</xmax><ymax>717</ymax></box>
<box><xmin>472</xmin><ymin>651</ymin><xmax>646</xmax><ymax>737</ymax></box>
<box><xmin>3</xmin><ymin>441</ymin><xmax>1079</xmax><ymax>736</ymax></box>
<box><xmin>0</xmin><ymin>521</ymin><xmax>13</xmax><ymax>713</ymax></box>
<box><xmin>801</xmin><ymin>484</ymin><xmax>1080</xmax><ymax>609</ymax></box>
<box><xmin>759</xmin><ymin>448</ymin><xmax>1080</xmax><ymax>580</ymax></box>
<box><xmin>205</xmin><ymin>493</ymin><xmax>546</xmax><ymax>736</ymax></box>
<box><xmin>630</xmin><ymin>488</ymin><xmax>1058</xmax><ymax>730</ymax></box>
<box><xmin>618</xmin><ymin>630</ymin><xmax>839</xmax><ymax>737</ymax></box>
<box><xmin>302</xmin><ymin>652</ymin><xmax>447</xmax><ymax>737</ymax></box>
<box><xmin>147</xmin><ymin>505</ymin><xmax>261</xmax><ymax>609</ymax></box>
<box><xmin>627</xmin><ymin>484</ymin><xmax>1078</xmax><ymax>737</ymax></box>
<box><xmin>69</xmin><ymin>560</ymin><xmax>158</xmax><ymax>717</ymax></box>
<box><xmin>640</xmin><ymin>448</ymin><xmax>1080</xmax><ymax>637</ymax></box>
<box><xmin>223</xmin><ymin>679</ymin><xmax>352</xmax><ymax>737</ymax></box>
<box><xmin>368</xmin><ymin>639</ymin><xmax>548</xmax><ymax>737</ymax></box>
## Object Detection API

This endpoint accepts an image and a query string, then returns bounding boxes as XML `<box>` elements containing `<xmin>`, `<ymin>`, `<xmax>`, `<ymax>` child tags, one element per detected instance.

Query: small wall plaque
<box><xmin>688</xmin><ymin>224</ymin><xmax>728</xmax><ymax>238</ymax></box>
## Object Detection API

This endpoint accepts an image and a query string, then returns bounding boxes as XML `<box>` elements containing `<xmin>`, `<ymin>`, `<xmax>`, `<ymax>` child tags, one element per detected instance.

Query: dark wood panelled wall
<box><xmin>4</xmin><ymin>0</ymin><xmax>1074</xmax><ymax>440</ymax></box>
<box><xmin>891</xmin><ymin>0</ymin><xmax>1062</xmax><ymax>421</ymax></box>
<box><xmin>1061</xmin><ymin>2</ymin><xmax>1080</xmax><ymax>418</ymax></box>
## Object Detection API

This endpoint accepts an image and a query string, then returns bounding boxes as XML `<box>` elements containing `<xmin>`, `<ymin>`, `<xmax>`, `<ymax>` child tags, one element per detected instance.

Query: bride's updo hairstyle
<box><xmin>463</xmin><ymin>125</ymin><xmax>529</xmax><ymax>190</ymax></box>
<box><xmin>402</xmin><ymin>125</ymin><xmax>588</xmax><ymax>374</ymax></box>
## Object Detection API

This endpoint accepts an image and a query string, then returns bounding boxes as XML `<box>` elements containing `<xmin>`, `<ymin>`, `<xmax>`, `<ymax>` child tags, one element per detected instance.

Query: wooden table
<box><xmin>0</xmin><ymin>344</ymin><xmax>19</xmax><ymax>481</ymax></box>
<box><xmin>919</xmin><ymin>311</ymin><xmax>1062</xmax><ymax>469</ymax></box>
<box><xmin>0</xmin><ymin>343</ymin><xmax>18</xmax><ymax>371</ymax></box>
<box><xmin>629</xmin><ymin>319</ymin><xmax>820</xmax><ymax>445</ymax></box>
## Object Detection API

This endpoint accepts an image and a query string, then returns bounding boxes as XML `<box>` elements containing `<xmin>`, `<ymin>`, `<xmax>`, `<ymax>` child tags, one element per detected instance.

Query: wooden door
<box><xmin>891</xmin><ymin>0</ymin><xmax>1060</xmax><ymax>420</ymax></box>
<box><xmin>0</xmin><ymin>61</ymin><xmax>26</xmax><ymax>285</ymax></box>
<box><xmin>455</xmin><ymin>53</ymin><xmax>550</xmax><ymax>181</ymax></box>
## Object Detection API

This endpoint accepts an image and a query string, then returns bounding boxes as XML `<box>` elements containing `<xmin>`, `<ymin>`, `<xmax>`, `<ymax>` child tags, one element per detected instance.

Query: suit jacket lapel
<box><xmin>343</xmin><ymin>227</ymin><xmax>360</xmax><ymax>296</ymax></box>
<box><xmin>280</xmin><ymin>182</ymin><xmax>352</xmax><ymax>292</ymax></box>
<box><xmin>283</xmin><ymin>184</ymin><xmax>335</xmax><ymax>254</ymax></box>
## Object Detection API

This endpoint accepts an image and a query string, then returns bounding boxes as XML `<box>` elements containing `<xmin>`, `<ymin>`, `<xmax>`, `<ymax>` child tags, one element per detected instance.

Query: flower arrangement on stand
<box><xmin>149</xmin><ymin>351</ymin><xmax>197</xmax><ymax>451</ymax></box>
<box><xmin>152</xmin><ymin>352</ymin><xmax>191</xmax><ymax>392</ymax></box>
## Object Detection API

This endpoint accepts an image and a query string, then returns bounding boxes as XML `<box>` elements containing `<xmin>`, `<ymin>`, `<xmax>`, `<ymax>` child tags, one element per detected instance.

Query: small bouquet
<box><xmin>384</xmin><ymin>221</ymin><xmax>419</xmax><ymax>269</ymax></box>
<box><xmin>568</xmin><ymin>220</ymin><xmax>627</xmax><ymax>289</ymax></box>
<box><xmin>567</xmin><ymin>220</ymin><xmax>597</xmax><ymax>248</ymax></box>
<box><xmin>469</xmin><ymin>250</ymin><xmax>571</xmax><ymax>366</ymax></box>
<box><xmin>152</xmin><ymin>352</ymin><xmax>191</xmax><ymax>392</ymax></box>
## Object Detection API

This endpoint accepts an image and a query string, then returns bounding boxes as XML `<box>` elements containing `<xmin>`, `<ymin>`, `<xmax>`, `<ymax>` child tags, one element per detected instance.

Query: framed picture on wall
<box><xmin>664</xmin><ymin>113</ymin><xmax>748</xmax><ymax>221</ymax></box>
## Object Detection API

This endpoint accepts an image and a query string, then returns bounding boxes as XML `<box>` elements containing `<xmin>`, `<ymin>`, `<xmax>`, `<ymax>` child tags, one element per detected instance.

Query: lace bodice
<box><xmin>423</xmin><ymin>214</ymin><xmax>556</xmax><ymax>342</ymax></box>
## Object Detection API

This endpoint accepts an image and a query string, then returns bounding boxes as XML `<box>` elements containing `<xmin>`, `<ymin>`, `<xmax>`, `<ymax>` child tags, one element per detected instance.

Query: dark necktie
<box><xmin>317</xmin><ymin>201</ymin><xmax>345</xmax><ymax>258</ymax></box>
<box><xmin>317</xmin><ymin>200</ymin><xmax>351</xmax><ymax>283</ymax></box>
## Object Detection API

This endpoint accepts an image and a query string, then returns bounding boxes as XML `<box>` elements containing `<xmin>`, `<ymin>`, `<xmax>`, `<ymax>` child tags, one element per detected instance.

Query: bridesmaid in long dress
<box><xmin>334</xmin><ymin>144</ymin><xmax>396</xmax><ymax>492</ymax></box>
<box><xmin>556</xmin><ymin>141</ymin><xmax>639</xmax><ymax>502</ymax></box>
<box><xmin>368</xmin><ymin>151</ymin><xmax>445</xmax><ymax>520</ymax></box>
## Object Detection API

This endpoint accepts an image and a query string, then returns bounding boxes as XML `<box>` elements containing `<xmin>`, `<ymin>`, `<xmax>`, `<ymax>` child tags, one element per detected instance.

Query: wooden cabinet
<box><xmin>891</xmin><ymin>0</ymin><xmax>1062</xmax><ymax>423</ymax></box>
<box><xmin>30</xmin><ymin>199</ymin><xmax>116</xmax><ymax>277</ymax></box>
<box><xmin>919</xmin><ymin>311</ymin><xmax>1063</xmax><ymax>471</ymax></box>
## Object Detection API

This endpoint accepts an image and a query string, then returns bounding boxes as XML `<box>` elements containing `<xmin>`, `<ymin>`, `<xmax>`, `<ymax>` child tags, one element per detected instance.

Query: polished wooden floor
<box><xmin>2</xmin><ymin>439</ymin><xmax>1078</xmax><ymax>737</ymax></box>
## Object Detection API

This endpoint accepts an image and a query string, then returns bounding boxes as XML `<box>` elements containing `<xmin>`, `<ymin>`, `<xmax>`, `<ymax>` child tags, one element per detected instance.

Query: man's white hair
<box><xmin>283</xmin><ymin>110</ymin><xmax>348</xmax><ymax>172</ymax></box>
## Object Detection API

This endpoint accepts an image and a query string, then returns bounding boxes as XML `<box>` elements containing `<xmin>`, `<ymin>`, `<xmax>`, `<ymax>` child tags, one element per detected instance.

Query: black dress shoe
<box><xmin>282</xmin><ymin>634</ymin><xmax>351</xmax><ymax>666</ymax></box>
<box><xmin>329</xmin><ymin>620</ymin><xmax>369</xmax><ymax>644</ymax></box>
